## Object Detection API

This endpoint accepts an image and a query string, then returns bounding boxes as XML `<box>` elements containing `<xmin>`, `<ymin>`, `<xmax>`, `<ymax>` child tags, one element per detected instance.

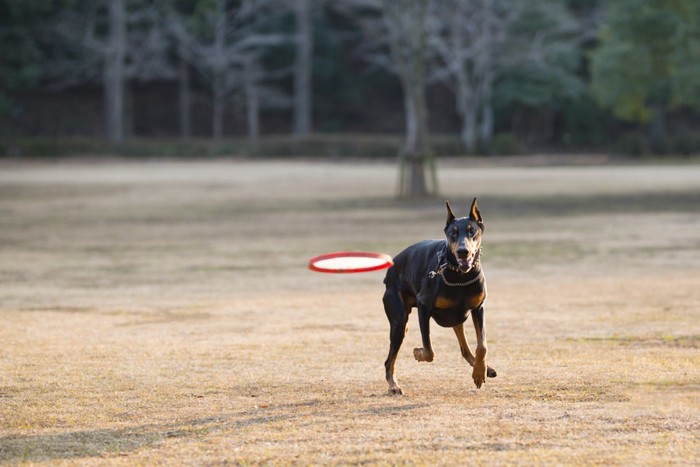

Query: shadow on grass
<box><xmin>1</xmin><ymin>408</ymin><xmax>305</xmax><ymax>463</ymax></box>
<box><xmin>0</xmin><ymin>396</ymin><xmax>360</xmax><ymax>463</ymax></box>
<box><xmin>361</xmin><ymin>403</ymin><xmax>429</xmax><ymax>415</ymax></box>
<box><xmin>2</xmin><ymin>393</ymin><xmax>433</xmax><ymax>462</ymax></box>
<box><xmin>0</xmin><ymin>416</ymin><xmax>228</xmax><ymax>463</ymax></box>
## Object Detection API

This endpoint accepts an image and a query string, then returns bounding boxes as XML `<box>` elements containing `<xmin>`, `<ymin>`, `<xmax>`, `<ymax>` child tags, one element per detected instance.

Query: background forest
<box><xmin>2</xmin><ymin>0</ymin><xmax>700</xmax><ymax>159</ymax></box>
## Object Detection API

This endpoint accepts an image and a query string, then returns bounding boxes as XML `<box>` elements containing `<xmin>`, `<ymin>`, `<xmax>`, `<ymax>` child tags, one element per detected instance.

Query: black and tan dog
<box><xmin>382</xmin><ymin>198</ymin><xmax>496</xmax><ymax>395</ymax></box>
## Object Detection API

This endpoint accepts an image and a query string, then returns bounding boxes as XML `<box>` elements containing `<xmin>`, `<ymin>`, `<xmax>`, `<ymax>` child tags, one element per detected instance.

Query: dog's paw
<box><xmin>487</xmin><ymin>366</ymin><xmax>497</xmax><ymax>378</ymax></box>
<box><xmin>472</xmin><ymin>372</ymin><xmax>486</xmax><ymax>388</ymax></box>
<box><xmin>472</xmin><ymin>362</ymin><xmax>487</xmax><ymax>388</ymax></box>
<box><xmin>413</xmin><ymin>348</ymin><xmax>423</xmax><ymax>361</ymax></box>
<box><xmin>388</xmin><ymin>385</ymin><xmax>404</xmax><ymax>396</ymax></box>
<box><xmin>413</xmin><ymin>347</ymin><xmax>434</xmax><ymax>362</ymax></box>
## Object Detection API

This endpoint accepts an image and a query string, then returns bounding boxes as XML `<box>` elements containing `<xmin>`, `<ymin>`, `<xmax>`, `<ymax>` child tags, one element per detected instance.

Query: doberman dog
<box><xmin>382</xmin><ymin>198</ymin><xmax>496</xmax><ymax>395</ymax></box>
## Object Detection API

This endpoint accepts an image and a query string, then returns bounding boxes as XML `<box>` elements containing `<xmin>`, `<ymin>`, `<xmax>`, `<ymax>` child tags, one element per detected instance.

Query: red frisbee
<box><xmin>308</xmin><ymin>251</ymin><xmax>393</xmax><ymax>274</ymax></box>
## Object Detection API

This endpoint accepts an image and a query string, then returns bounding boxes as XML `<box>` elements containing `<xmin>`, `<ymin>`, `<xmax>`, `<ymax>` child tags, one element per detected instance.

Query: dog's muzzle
<box><xmin>456</xmin><ymin>249</ymin><xmax>474</xmax><ymax>272</ymax></box>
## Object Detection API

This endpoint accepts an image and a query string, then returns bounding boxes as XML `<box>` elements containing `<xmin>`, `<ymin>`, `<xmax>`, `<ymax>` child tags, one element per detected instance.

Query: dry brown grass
<box><xmin>1</xmin><ymin>159</ymin><xmax>699</xmax><ymax>465</ymax></box>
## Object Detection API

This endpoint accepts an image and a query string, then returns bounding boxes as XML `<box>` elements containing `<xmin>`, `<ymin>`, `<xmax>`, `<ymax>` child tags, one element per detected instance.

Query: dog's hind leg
<box><xmin>453</xmin><ymin>322</ymin><xmax>497</xmax><ymax>379</ymax></box>
<box><xmin>383</xmin><ymin>287</ymin><xmax>409</xmax><ymax>395</ymax></box>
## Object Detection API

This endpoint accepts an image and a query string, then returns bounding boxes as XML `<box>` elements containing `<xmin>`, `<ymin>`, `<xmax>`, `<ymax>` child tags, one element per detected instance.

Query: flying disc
<box><xmin>308</xmin><ymin>251</ymin><xmax>393</xmax><ymax>273</ymax></box>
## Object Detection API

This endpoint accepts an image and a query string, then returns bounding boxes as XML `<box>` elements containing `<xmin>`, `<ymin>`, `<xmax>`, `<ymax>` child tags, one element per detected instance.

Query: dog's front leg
<box><xmin>413</xmin><ymin>305</ymin><xmax>435</xmax><ymax>362</ymax></box>
<box><xmin>471</xmin><ymin>305</ymin><xmax>488</xmax><ymax>388</ymax></box>
<box><xmin>453</xmin><ymin>322</ymin><xmax>497</xmax><ymax>378</ymax></box>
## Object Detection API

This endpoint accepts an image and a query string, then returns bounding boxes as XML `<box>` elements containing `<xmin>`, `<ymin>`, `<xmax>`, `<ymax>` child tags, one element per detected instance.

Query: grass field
<box><xmin>1</xmin><ymin>158</ymin><xmax>699</xmax><ymax>465</ymax></box>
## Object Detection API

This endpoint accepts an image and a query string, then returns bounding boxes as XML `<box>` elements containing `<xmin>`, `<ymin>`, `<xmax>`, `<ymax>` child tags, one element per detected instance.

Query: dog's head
<box><xmin>444</xmin><ymin>198</ymin><xmax>484</xmax><ymax>272</ymax></box>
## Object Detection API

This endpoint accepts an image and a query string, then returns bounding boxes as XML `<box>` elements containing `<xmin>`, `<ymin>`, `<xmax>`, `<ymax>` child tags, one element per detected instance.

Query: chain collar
<box><xmin>428</xmin><ymin>246</ymin><xmax>483</xmax><ymax>287</ymax></box>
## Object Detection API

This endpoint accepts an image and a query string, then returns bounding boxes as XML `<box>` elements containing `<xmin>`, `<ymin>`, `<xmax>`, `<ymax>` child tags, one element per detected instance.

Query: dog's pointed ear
<box><xmin>470</xmin><ymin>197</ymin><xmax>484</xmax><ymax>228</ymax></box>
<box><xmin>445</xmin><ymin>201</ymin><xmax>456</xmax><ymax>229</ymax></box>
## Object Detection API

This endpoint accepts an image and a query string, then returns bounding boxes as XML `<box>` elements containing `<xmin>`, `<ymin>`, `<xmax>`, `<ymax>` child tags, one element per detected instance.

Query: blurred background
<box><xmin>2</xmin><ymin>0</ymin><xmax>700</xmax><ymax>167</ymax></box>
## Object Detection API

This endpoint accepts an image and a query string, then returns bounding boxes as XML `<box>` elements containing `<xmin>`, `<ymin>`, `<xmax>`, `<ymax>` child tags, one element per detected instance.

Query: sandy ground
<box><xmin>0</xmin><ymin>158</ymin><xmax>699</xmax><ymax>465</ymax></box>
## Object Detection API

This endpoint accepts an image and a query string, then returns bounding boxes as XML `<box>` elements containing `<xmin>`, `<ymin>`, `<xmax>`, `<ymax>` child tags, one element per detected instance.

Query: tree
<box><xmin>242</xmin><ymin>55</ymin><xmax>260</xmax><ymax>146</ymax></box>
<box><xmin>104</xmin><ymin>0</ymin><xmax>127</xmax><ymax>144</ymax></box>
<box><xmin>0</xmin><ymin>1</ymin><xmax>66</xmax><ymax>136</ymax></box>
<box><xmin>496</xmin><ymin>0</ymin><xmax>592</xmax><ymax>145</ymax></box>
<box><xmin>159</xmin><ymin>0</ymin><xmax>197</xmax><ymax>140</ymax></box>
<box><xmin>343</xmin><ymin>0</ymin><xmax>436</xmax><ymax>197</ymax></box>
<box><xmin>590</xmin><ymin>0</ymin><xmax>700</xmax><ymax>152</ymax></box>
<box><xmin>428</xmin><ymin>0</ymin><xmax>590</xmax><ymax>151</ymax></box>
<box><xmin>166</xmin><ymin>0</ymin><xmax>287</xmax><ymax>143</ymax></box>
<box><xmin>177</xmin><ymin>36</ymin><xmax>193</xmax><ymax>139</ymax></box>
<box><xmin>427</xmin><ymin>0</ymin><xmax>516</xmax><ymax>152</ymax></box>
<box><xmin>383</xmin><ymin>0</ymin><xmax>437</xmax><ymax>197</ymax></box>
<box><xmin>41</xmin><ymin>0</ymin><xmax>128</xmax><ymax>144</ymax></box>
<box><xmin>293</xmin><ymin>0</ymin><xmax>313</xmax><ymax>137</ymax></box>
<box><xmin>46</xmin><ymin>0</ymin><xmax>172</xmax><ymax>144</ymax></box>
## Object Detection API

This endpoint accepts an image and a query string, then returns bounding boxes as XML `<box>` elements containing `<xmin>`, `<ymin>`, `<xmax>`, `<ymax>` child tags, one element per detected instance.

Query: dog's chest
<box><xmin>433</xmin><ymin>288</ymin><xmax>485</xmax><ymax>312</ymax></box>
<box><xmin>430</xmin><ymin>296</ymin><xmax>471</xmax><ymax>327</ymax></box>
<box><xmin>434</xmin><ymin>295</ymin><xmax>460</xmax><ymax>309</ymax></box>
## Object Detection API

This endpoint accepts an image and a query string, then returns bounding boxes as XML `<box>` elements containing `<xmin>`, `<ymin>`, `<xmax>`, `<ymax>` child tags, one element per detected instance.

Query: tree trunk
<box><xmin>384</xmin><ymin>0</ymin><xmax>435</xmax><ymax>198</ymax></box>
<box><xmin>649</xmin><ymin>104</ymin><xmax>668</xmax><ymax>154</ymax></box>
<box><xmin>401</xmin><ymin>90</ymin><xmax>428</xmax><ymax>197</ymax></box>
<box><xmin>178</xmin><ymin>42</ymin><xmax>192</xmax><ymax>140</ymax></box>
<box><xmin>212</xmin><ymin>86</ymin><xmax>224</xmax><ymax>143</ymax></box>
<box><xmin>124</xmin><ymin>82</ymin><xmax>134</xmax><ymax>139</ymax></box>
<box><xmin>404</xmin><ymin>91</ymin><xmax>418</xmax><ymax>153</ymax></box>
<box><xmin>477</xmin><ymin>0</ymin><xmax>495</xmax><ymax>147</ymax></box>
<box><xmin>457</xmin><ymin>84</ymin><xmax>477</xmax><ymax>153</ymax></box>
<box><xmin>479</xmin><ymin>103</ymin><xmax>494</xmax><ymax>146</ymax></box>
<box><xmin>541</xmin><ymin>108</ymin><xmax>554</xmax><ymax>143</ymax></box>
<box><xmin>460</xmin><ymin>109</ymin><xmax>478</xmax><ymax>153</ymax></box>
<box><xmin>244</xmin><ymin>58</ymin><xmax>260</xmax><ymax>148</ymax></box>
<box><xmin>211</xmin><ymin>0</ymin><xmax>226</xmax><ymax>143</ymax></box>
<box><xmin>293</xmin><ymin>0</ymin><xmax>313</xmax><ymax>137</ymax></box>
<box><xmin>455</xmin><ymin>69</ymin><xmax>477</xmax><ymax>152</ymax></box>
<box><xmin>104</xmin><ymin>0</ymin><xmax>126</xmax><ymax>145</ymax></box>
<box><xmin>406</xmin><ymin>157</ymin><xmax>427</xmax><ymax>197</ymax></box>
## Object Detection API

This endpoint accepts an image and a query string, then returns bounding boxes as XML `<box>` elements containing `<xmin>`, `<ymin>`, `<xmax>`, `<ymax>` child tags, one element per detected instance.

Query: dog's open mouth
<box><xmin>457</xmin><ymin>257</ymin><xmax>473</xmax><ymax>272</ymax></box>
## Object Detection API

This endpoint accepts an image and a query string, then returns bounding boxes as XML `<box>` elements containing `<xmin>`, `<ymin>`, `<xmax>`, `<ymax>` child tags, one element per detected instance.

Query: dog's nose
<box><xmin>457</xmin><ymin>248</ymin><xmax>469</xmax><ymax>258</ymax></box>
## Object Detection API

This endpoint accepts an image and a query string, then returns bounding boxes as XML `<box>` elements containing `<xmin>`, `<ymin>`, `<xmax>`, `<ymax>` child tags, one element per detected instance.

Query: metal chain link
<box><xmin>438</xmin><ymin>268</ymin><xmax>484</xmax><ymax>287</ymax></box>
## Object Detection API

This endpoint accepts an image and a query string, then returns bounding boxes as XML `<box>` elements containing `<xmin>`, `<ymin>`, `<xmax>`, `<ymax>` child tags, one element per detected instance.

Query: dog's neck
<box><xmin>426</xmin><ymin>244</ymin><xmax>483</xmax><ymax>287</ymax></box>
<box><xmin>441</xmin><ymin>244</ymin><xmax>482</xmax><ymax>276</ymax></box>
